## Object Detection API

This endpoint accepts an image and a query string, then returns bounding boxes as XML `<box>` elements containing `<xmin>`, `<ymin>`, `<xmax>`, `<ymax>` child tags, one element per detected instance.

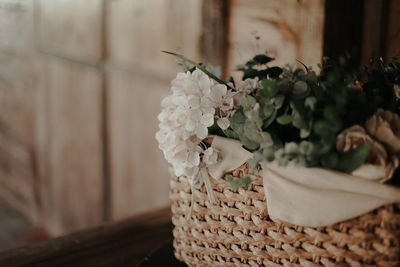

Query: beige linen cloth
<box><xmin>209</xmin><ymin>136</ymin><xmax>400</xmax><ymax>227</ymax></box>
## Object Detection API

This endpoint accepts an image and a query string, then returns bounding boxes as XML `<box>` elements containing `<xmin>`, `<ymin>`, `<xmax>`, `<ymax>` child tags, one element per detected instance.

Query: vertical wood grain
<box><xmin>0</xmin><ymin>0</ymin><xmax>35</xmax><ymax>87</ymax></box>
<box><xmin>105</xmin><ymin>0</ymin><xmax>202</xmax><ymax>80</ymax></box>
<box><xmin>105</xmin><ymin>0</ymin><xmax>203</xmax><ymax>220</ymax></box>
<box><xmin>361</xmin><ymin>0</ymin><xmax>388</xmax><ymax>64</ymax></box>
<box><xmin>35</xmin><ymin>57</ymin><xmax>104</xmax><ymax>235</ymax></box>
<box><xmin>386</xmin><ymin>0</ymin><xmax>400</xmax><ymax>59</ymax></box>
<box><xmin>323</xmin><ymin>0</ymin><xmax>365</xmax><ymax>67</ymax></box>
<box><xmin>201</xmin><ymin>0</ymin><xmax>230</xmax><ymax>77</ymax></box>
<box><xmin>107</xmin><ymin>72</ymin><xmax>171</xmax><ymax>220</ymax></box>
<box><xmin>228</xmin><ymin>0</ymin><xmax>325</xmax><ymax>78</ymax></box>
<box><xmin>37</xmin><ymin>0</ymin><xmax>103</xmax><ymax>62</ymax></box>
<box><xmin>0</xmin><ymin>78</ymin><xmax>38</xmax><ymax>224</ymax></box>
<box><xmin>361</xmin><ymin>0</ymin><xmax>399</xmax><ymax>64</ymax></box>
<box><xmin>0</xmin><ymin>0</ymin><xmax>39</xmax><ymax>223</ymax></box>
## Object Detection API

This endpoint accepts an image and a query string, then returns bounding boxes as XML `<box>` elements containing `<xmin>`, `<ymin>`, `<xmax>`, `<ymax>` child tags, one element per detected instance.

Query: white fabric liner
<box><xmin>209</xmin><ymin>136</ymin><xmax>400</xmax><ymax>227</ymax></box>
<box><xmin>208</xmin><ymin>135</ymin><xmax>253</xmax><ymax>180</ymax></box>
<box><xmin>262</xmin><ymin>162</ymin><xmax>400</xmax><ymax>226</ymax></box>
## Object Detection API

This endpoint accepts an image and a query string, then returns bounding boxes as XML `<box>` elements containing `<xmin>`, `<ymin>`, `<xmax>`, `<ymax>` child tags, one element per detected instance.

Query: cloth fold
<box><xmin>208</xmin><ymin>136</ymin><xmax>253</xmax><ymax>179</ymax></box>
<box><xmin>262</xmin><ymin>162</ymin><xmax>400</xmax><ymax>227</ymax></box>
<box><xmin>187</xmin><ymin>136</ymin><xmax>252</xmax><ymax>215</ymax></box>
<box><xmin>188</xmin><ymin>136</ymin><xmax>400</xmax><ymax>227</ymax></box>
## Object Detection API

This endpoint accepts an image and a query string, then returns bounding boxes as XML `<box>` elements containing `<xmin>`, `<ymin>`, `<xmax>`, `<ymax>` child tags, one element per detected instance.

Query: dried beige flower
<box><xmin>365</xmin><ymin>109</ymin><xmax>400</xmax><ymax>155</ymax></box>
<box><xmin>337</xmin><ymin>125</ymin><xmax>398</xmax><ymax>183</ymax></box>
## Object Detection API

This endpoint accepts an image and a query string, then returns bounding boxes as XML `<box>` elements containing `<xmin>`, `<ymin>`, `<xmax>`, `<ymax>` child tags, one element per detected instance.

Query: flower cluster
<box><xmin>156</xmin><ymin>69</ymin><xmax>232</xmax><ymax>177</ymax></box>
<box><xmin>157</xmin><ymin>51</ymin><xmax>400</xmax><ymax>186</ymax></box>
<box><xmin>337</xmin><ymin>109</ymin><xmax>400</xmax><ymax>183</ymax></box>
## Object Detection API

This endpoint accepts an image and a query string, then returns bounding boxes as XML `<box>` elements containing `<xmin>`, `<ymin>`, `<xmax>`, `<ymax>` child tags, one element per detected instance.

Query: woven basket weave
<box><xmin>170</xmin><ymin>165</ymin><xmax>400</xmax><ymax>267</ymax></box>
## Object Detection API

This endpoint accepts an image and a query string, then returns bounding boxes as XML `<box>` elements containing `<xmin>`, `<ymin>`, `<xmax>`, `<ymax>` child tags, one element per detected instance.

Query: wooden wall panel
<box><xmin>228</xmin><ymin>0</ymin><xmax>325</xmax><ymax>75</ymax></box>
<box><xmin>106</xmin><ymin>0</ymin><xmax>203</xmax><ymax>219</ymax></box>
<box><xmin>2</xmin><ymin>0</ymin><xmax>398</xmax><ymax>237</ymax></box>
<box><xmin>0</xmin><ymin>0</ymin><xmax>34</xmax><ymax>87</ymax></box>
<box><xmin>107</xmin><ymin>72</ymin><xmax>170</xmax><ymax>220</ymax></box>
<box><xmin>0</xmin><ymin>0</ymin><xmax>38</xmax><ymax>223</ymax></box>
<box><xmin>361</xmin><ymin>0</ymin><xmax>400</xmax><ymax>64</ymax></box>
<box><xmin>386</xmin><ymin>0</ymin><xmax>400</xmax><ymax>59</ymax></box>
<box><xmin>37</xmin><ymin>0</ymin><xmax>103</xmax><ymax>62</ymax></box>
<box><xmin>106</xmin><ymin>0</ymin><xmax>202</xmax><ymax>80</ymax></box>
<box><xmin>35</xmin><ymin>57</ymin><xmax>104</xmax><ymax>235</ymax></box>
<box><xmin>0</xmin><ymin>78</ymin><xmax>38</xmax><ymax>223</ymax></box>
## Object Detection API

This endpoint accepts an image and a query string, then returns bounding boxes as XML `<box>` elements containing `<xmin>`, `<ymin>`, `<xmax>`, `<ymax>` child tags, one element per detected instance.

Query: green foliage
<box><xmin>167</xmin><ymin>50</ymin><xmax>400</xmax><ymax>186</ymax></box>
<box><xmin>225</xmin><ymin>174</ymin><xmax>252</xmax><ymax>191</ymax></box>
<box><xmin>229</xmin><ymin>52</ymin><xmax>400</xmax><ymax>172</ymax></box>
<box><xmin>337</xmin><ymin>144</ymin><xmax>371</xmax><ymax>173</ymax></box>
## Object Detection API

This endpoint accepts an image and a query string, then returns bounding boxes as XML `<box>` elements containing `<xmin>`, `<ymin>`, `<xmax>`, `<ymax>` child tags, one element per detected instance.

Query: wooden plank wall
<box><xmin>362</xmin><ymin>0</ymin><xmax>400</xmax><ymax>64</ymax></box>
<box><xmin>0</xmin><ymin>0</ymin><xmax>39</xmax><ymax>224</ymax></box>
<box><xmin>0</xmin><ymin>0</ymin><xmax>398</xmax><ymax>236</ymax></box>
<box><xmin>228</xmin><ymin>0</ymin><xmax>325</xmax><ymax>75</ymax></box>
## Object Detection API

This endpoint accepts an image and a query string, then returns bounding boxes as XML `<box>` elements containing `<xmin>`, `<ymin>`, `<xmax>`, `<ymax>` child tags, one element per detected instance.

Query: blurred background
<box><xmin>0</xmin><ymin>0</ymin><xmax>398</xmax><ymax>250</ymax></box>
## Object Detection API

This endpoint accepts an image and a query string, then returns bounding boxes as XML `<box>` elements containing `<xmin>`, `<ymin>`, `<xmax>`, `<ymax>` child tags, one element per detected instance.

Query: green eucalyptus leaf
<box><xmin>275</xmin><ymin>94</ymin><xmax>285</xmax><ymax>109</ymax></box>
<box><xmin>313</xmin><ymin>120</ymin><xmax>332</xmax><ymax>137</ymax></box>
<box><xmin>239</xmin><ymin>134</ymin><xmax>259</xmax><ymax>150</ymax></box>
<box><xmin>262</xmin><ymin>104</ymin><xmax>274</xmax><ymax>118</ymax></box>
<box><xmin>260</xmin><ymin>79</ymin><xmax>278</xmax><ymax>98</ymax></box>
<box><xmin>253</xmin><ymin>54</ymin><xmax>274</xmax><ymax>64</ymax></box>
<box><xmin>244</xmin><ymin>122</ymin><xmax>262</xmax><ymax>142</ymax></box>
<box><xmin>262</xmin><ymin>147</ymin><xmax>275</xmax><ymax>161</ymax></box>
<box><xmin>225</xmin><ymin>174</ymin><xmax>252</xmax><ymax>191</ymax></box>
<box><xmin>223</xmin><ymin>129</ymin><xmax>240</xmax><ymax>140</ymax></box>
<box><xmin>305</xmin><ymin>96</ymin><xmax>317</xmax><ymax>110</ymax></box>
<box><xmin>277</xmin><ymin>80</ymin><xmax>292</xmax><ymax>94</ymax></box>
<box><xmin>275</xmin><ymin>148</ymin><xmax>289</xmax><ymax>167</ymax></box>
<box><xmin>262</xmin><ymin>109</ymin><xmax>277</xmax><ymax>129</ymax></box>
<box><xmin>300</xmin><ymin>128</ymin><xmax>311</xmax><ymax>138</ymax></box>
<box><xmin>277</xmin><ymin>114</ymin><xmax>292</xmax><ymax>125</ymax></box>
<box><xmin>293</xmin><ymin>81</ymin><xmax>308</xmax><ymax>94</ymax></box>
<box><xmin>337</xmin><ymin>144</ymin><xmax>370</xmax><ymax>173</ymax></box>
<box><xmin>162</xmin><ymin>51</ymin><xmax>232</xmax><ymax>89</ymax></box>
<box><xmin>247</xmin><ymin>152</ymin><xmax>262</xmax><ymax>174</ymax></box>
<box><xmin>260</xmin><ymin>132</ymin><xmax>274</xmax><ymax>147</ymax></box>
<box><xmin>299</xmin><ymin>141</ymin><xmax>314</xmax><ymax>156</ymax></box>
<box><xmin>208</xmin><ymin>122</ymin><xmax>225</xmax><ymax>136</ymax></box>
<box><xmin>243</xmin><ymin>68</ymin><xmax>258</xmax><ymax>79</ymax></box>
<box><xmin>239</xmin><ymin>95</ymin><xmax>257</xmax><ymax>110</ymax></box>
<box><xmin>291</xmin><ymin>110</ymin><xmax>303</xmax><ymax>129</ymax></box>
<box><xmin>230</xmin><ymin>108</ymin><xmax>246</xmax><ymax>130</ymax></box>
<box><xmin>267</xmin><ymin>67</ymin><xmax>283</xmax><ymax>78</ymax></box>
<box><xmin>245</xmin><ymin>59</ymin><xmax>257</xmax><ymax>67</ymax></box>
<box><xmin>323</xmin><ymin>105</ymin><xmax>339</xmax><ymax>120</ymax></box>
<box><xmin>321</xmin><ymin>152</ymin><xmax>339</xmax><ymax>169</ymax></box>
<box><xmin>284</xmin><ymin>142</ymin><xmax>299</xmax><ymax>155</ymax></box>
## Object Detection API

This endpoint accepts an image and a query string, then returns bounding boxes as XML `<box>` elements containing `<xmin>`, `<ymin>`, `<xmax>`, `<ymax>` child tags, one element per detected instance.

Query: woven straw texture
<box><xmin>170</xmin><ymin>166</ymin><xmax>400</xmax><ymax>267</ymax></box>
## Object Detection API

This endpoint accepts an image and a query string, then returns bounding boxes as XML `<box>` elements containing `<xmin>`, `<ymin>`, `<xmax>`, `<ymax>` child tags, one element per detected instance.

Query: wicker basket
<box><xmin>170</xmin><ymin>165</ymin><xmax>400</xmax><ymax>267</ymax></box>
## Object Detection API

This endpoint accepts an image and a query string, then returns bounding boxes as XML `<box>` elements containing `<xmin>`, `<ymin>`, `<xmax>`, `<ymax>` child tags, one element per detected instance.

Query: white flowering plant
<box><xmin>156</xmin><ymin>51</ymin><xmax>400</xmax><ymax>188</ymax></box>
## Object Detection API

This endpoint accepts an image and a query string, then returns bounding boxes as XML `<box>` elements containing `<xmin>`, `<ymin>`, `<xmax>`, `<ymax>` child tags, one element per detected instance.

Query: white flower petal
<box><xmin>187</xmin><ymin>151</ymin><xmax>200</xmax><ymax>166</ymax></box>
<box><xmin>217</xmin><ymin>117</ymin><xmax>230</xmax><ymax>130</ymax></box>
<box><xmin>185</xmin><ymin>120</ymin><xmax>196</xmax><ymax>131</ymax></box>
<box><xmin>210</xmin><ymin>84</ymin><xmax>227</xmax><ymax>101</ymax></box>
<box><xmin>188</xmin><ymin>95</ymin><xmax>200</xmax><ymax>108</ymax></box>
<box><xmin>189</xmin><ymin>109</ymin><xmax>202</xmax><ymax>122</ymax></box>
<box><xmin>195</xmin><ymin>125</ymin><xmax>208</xmax><ymax>139</ymax></box>
<box><xmin>200</xmin><ymin>113</ymin><xmax>214</xmax><ymax>127</ymax></box>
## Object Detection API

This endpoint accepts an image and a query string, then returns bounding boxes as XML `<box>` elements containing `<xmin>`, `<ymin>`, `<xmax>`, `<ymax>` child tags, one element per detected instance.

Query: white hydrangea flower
<box><xmin>217</xmin><ymin>117</ymin><xmax>230</xmax><ymax>130</ymax></box>
<box><xmin>156</xmin><ymin>68</ymin><xmax>234</xmax><ymax>177</ymax></box>
<box><xmin>203</xmin><ymin>147</ymin><xmax>219</xmax><ymax>166</ymax></box>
